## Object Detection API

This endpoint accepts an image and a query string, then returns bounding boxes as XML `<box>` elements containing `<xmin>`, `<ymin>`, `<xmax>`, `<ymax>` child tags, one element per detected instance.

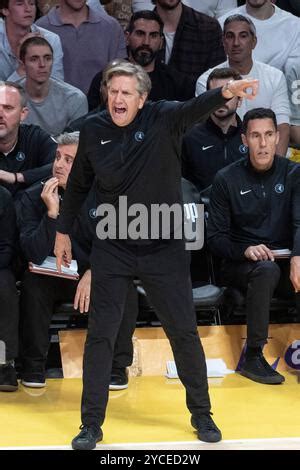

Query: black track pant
<box><xmin>81</xmin><ymin>239</ymin><xmax>210</xmax><ymax>428</ymax></box>
<box><xmin>19</xmin><ymin>270</ymin><xmax>138</xmax><ymax>374</ymax></box>
<box><xmin>0</xmin><ymin>268</ymin><xmax>19</xmax><ymax>361</ymax></box>
<box><xmin>222</xmin><ymin>259</ymin><xmax>299</xmax><ymax>348</ymax></box>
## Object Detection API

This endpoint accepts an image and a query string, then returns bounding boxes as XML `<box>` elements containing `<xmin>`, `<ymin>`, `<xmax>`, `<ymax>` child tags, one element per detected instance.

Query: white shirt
<box><xmin>218</xmin><ymin>5</ymin><xmax>300</xmax><ymax>73</ymax></box>
<box><xmin>195</xmin><ymin>60</ymin><xmax>290</xmax><ymax>125</ymax></box>
<box><xmin>164</xmin><ymin>31</ymin><xmax>175</xmax><ymax>64</ymax></box>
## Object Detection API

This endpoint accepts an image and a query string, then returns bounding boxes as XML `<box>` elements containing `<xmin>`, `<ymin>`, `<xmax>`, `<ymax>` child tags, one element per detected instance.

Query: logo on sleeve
<box><xmin>239</xmin><ymin>144</ymin><xmax>248</xmax><ymax>154</ymax></box>
<box><xmin>135</xmin><ymin>131</ymin><xmax>144</xmax><ymax>142</ymax></box>
<box><xmin>275</xmin><ymin>183</ymin><xmax>284</xmax><ymax>194</ymax></box>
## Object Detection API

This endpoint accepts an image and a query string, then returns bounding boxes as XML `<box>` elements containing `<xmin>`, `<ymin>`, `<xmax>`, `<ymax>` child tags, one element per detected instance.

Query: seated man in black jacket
<box><xmin>0</xmin><ymin>186</ymin><xmax>19</xmax><ymax>391</ymax></box>
<box><xmin>208</xmin><ymin>107</ymin><xmax>300</xmax><ymax>385</ymax></box>
<box><xmin>0</xmin><ymin>81</ymin><xmax>57</xmax><ymax>206</ymax></box>
<box><xmin>18</xmin><ymin>132</ymin><xmax>138</xmax><ymax>389</ymax></box>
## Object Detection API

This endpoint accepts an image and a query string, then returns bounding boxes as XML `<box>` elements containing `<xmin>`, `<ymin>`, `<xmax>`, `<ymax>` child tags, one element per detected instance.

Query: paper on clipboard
<box><xmin>29</xmin><ymin>256</ymin><xmax>79</xmax><ymax>280</ymax></box>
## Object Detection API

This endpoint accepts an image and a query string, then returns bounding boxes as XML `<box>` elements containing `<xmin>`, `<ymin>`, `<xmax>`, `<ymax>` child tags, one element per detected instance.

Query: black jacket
<box><xmin>0</xmin><ymin>186</ymin><xmax>16</xmax><ymax>268</ymax></box>
<box><xmin>87</xmin><ymin>61</ymin><xmax>196</xmax><ymax>112</ymax></box>
<box><xmin>0</xmin><ymin>124</ymin><xmax>56</xmax><ymax>201</ymax></box>
<box><xmin>58</xmin><ymin>88</ymin><xmax>228</xmax><ymax>240</ymax></box>
<box><xmin>208</xmin><ymin>156</ymin><xmax>300</xmax><ymax>261</ymax></box>
<box><xmin>156</xmin><ymin>4</ymin><xmax>225</xmax><ymax>81</ymax></box>
<box><xmin>18</xmin><ymin>182</ymin><xmax>97</xmax><ymax>273</ymax></box>
<box><xmin>182</xmin><ymin>116</ymin><xmax>246</xmax><ymax>192</ymax></box>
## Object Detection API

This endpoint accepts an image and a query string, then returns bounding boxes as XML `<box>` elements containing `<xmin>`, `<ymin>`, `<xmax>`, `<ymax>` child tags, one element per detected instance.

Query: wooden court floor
<box><xmin>0</xmin><ymin>372</ymin><xmax>300</xmax><ymax>450</ymax></box>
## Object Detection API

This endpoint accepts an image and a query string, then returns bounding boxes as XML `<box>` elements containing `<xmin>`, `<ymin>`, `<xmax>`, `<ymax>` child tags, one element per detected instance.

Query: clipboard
<box><xmin>29</xmin><ymin>256</ymin><xmax>79</xmax><ymax>280</ymax></box>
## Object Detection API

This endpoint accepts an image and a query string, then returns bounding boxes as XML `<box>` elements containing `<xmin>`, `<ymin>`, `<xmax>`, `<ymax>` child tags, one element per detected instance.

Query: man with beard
<box><xmin>87</xmin><ymin>9</ymin><xmax>195</xmax><ymax>111</ymax></box>
<box><xmin>182</xmin><ymin>67</ymin><xmax>246</xmax><ymax>192</ymax></box>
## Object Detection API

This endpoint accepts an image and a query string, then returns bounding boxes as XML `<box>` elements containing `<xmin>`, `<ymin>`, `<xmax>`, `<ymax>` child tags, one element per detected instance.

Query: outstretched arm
<box><xmin>167</xmin><ymin>78</ymin><xmax>259</xmax><ymax>135</ymax></box>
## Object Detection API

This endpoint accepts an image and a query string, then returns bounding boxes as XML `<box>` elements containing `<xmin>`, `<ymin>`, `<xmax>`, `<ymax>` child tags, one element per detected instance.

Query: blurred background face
<box><xmin>223</xmin><ymin>21</ymin><xmax>256</xmax><ymax>63</ymax></box>
<box><xmin>127</xmin><ymin>19</ymin><xmax>163</xmax><ymax>67</ymax></box>
<box><xmin>0</xmin><ymin>86</ymin><xmax>28</xmax><ymax>140</ymax></box>
<box><xmin>23</xmin><ymin>44</ymin><xmax>53</xmax><ymax>83</ymax></box>
<box><xmin>107</xmin><ymin>75</ymin><xmax>147</xmax><ymax>127</ymax></box>
<box><xmin>155</xmin><ymin>0</ymin><xmax>181</xmax><ymax>10</ymax></box>
<box><xmin>246</xmin><ymin>0</ymin><xmax>270</xmax><ymax>8</ymax></box>
<box><xmin>61</xmin><ymin>0</ymin><xmax>86</xmax><ymax>11</ymax></box>
<box><xmin>2</xmin><ymin>0</ymin><xmax>36</xmax><ymax>27</ymax></box>
<box><xmin>52</xmin><ymin>143</ymin><xmax>78</xmax><ymax>188</ymax></box>
<box><xmin>209</xmin><ymin>77</ymin><xmax>239</xmax><ymax>120</ymax></box>
<box><xmin>242</xmin><ymin>118</ymin><xmax>279</xmax><ymax>171</ymax></box>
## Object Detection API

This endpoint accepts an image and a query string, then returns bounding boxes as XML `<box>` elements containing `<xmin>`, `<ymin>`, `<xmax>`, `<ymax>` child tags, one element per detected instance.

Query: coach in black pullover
<box><xmin>54</xmin><ymin>60</ymin><xmax>258</xmax><ymax>450</ymax></box>
<box><xmin>208</xmin><ymin>107</ymin><xmax>300</xmax><ymax>386</ymax></box>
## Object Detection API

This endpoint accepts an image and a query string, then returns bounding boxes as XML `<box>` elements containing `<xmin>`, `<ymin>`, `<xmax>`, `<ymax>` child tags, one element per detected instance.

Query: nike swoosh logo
<box><xmin>202</xmin><ymin>145</ymin><xmax>214</xmax><ymax>151</ymax></box>
<box><xmin>101</xmin><ymin>139</ymin><xmax>112</xmax><ymax>145</ymax></box>
<box><xmin>240</xmin><ymin>189</ymin><xmax>252</xmax><ymax>195</ymax></box>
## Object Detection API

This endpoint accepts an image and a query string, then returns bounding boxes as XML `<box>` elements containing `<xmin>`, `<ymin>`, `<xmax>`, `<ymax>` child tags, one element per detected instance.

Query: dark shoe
<box><xmin>72</xmin><ymin>425</ymin><xmax>103</xmax><ymax>450</ymax></box>
<box><xmin>191</xmin><ymin>414</ymin><xmax>222</xmax><ymax>443</ymax></box>
<box><xmin>21</xmin><ymin>373</ymin><xmax>46</xmax><ymax>388</ymax></box>
<box><xmin>109</xmin><ymin>368</ymin><xmax>128</xmax><ymax>391</ymax></box>
<box><xmin>240</xmin><ymin>354</ymin><xmax>285</xmax><ymax>385</ymax></box>
<box><xmin>0</xmin><ymin>363</ymin><xmax>18</xmax><ymax>392</ymax></box>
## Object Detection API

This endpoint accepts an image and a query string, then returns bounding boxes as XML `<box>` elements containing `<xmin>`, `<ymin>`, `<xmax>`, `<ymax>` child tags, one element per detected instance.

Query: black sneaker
<box><xmin>72</xmin><ymin>425</ymin><xmax>103</xmax><ymax>450</ymax></box>
<box><xmin>240</xmin><ymin>354</ymin><xmax>285</xmax><ymax>385</ymax></box>
<box><xmin>191</xmin><ymin>414</ymin><xmax>222</xmax><ymax>443</ymax></box>
<box><xmin>21</xmin><ymin>373</ymin><xmax>46</xmax><ymax>388</ymax></box>
<box><xmin>109</xmin><ymin>368</ymin><xmax>128</xmax><ymax>391</ymax></box>
<box><xmin>0</xmin><ymin>363</ymin><xmax>18</xmax><ymax>392</ymax></box>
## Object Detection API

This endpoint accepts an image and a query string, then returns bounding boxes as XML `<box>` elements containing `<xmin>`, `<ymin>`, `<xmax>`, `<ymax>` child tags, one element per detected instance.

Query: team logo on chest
<box><xmin>135</xmin><ymin>131</ymin><xmax>144</xmax><ymax>142</ymax></box>
<box><xmin>275</xmin><ymin>183</ymin><xmax>284</xmax><ymax>194</ymax></box>
<box><xmin>16</xmin><ymin>151</ymin><xmax>25</xmax><ymax>162</ymax></box>
<box><xmin>89</xmin><ymin>208</ymin><xmax>97</xmax><ymax>219</ymax></box>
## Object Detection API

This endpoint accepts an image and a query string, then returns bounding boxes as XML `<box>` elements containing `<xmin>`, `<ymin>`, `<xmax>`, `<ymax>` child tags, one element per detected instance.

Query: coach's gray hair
<box><xmin>102</xmin><ymin>60</ymin><xmax>152</xmax><ymax>96</ymax></box>
<box><xmin>52</xmin><ymin>131</ymin><xmax>80</xmax><ymax>146</ymax></box>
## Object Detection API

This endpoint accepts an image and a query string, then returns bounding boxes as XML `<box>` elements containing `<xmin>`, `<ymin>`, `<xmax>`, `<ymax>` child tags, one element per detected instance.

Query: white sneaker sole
<box><xmin>109</xmin><ymin>383</ymin><xmax>128</xmax><ymax>391</ymax></box>
<box><xmin>21</xmin><ymin>380</ymin><xmax>46</xmax><ymax>388</ymax></box>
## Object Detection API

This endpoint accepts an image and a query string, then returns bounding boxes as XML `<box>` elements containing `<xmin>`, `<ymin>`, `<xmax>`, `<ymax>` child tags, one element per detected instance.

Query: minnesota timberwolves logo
<box><xmin>275</xmin><ymin>183</ymin><xmax>284</xmax><ymax>194</ymax></box>
<box><xmin>135</xmin><ymin>131</ymin><xmax>144</xmax><ymax>142</ymax></box>
<box><xmin>89</xmin><ymin>208</ymin><xmax>97</xmax><ymax>219</ymax></box>
<box><xmin>16</xmin><ymin>151</ymin><xmax>25</xmax><ymax>162</ymax></box>
<box><xmin>239</xmin><ymin>144</ymin><xmax>248</xmax><ymax>154</ymax></box>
